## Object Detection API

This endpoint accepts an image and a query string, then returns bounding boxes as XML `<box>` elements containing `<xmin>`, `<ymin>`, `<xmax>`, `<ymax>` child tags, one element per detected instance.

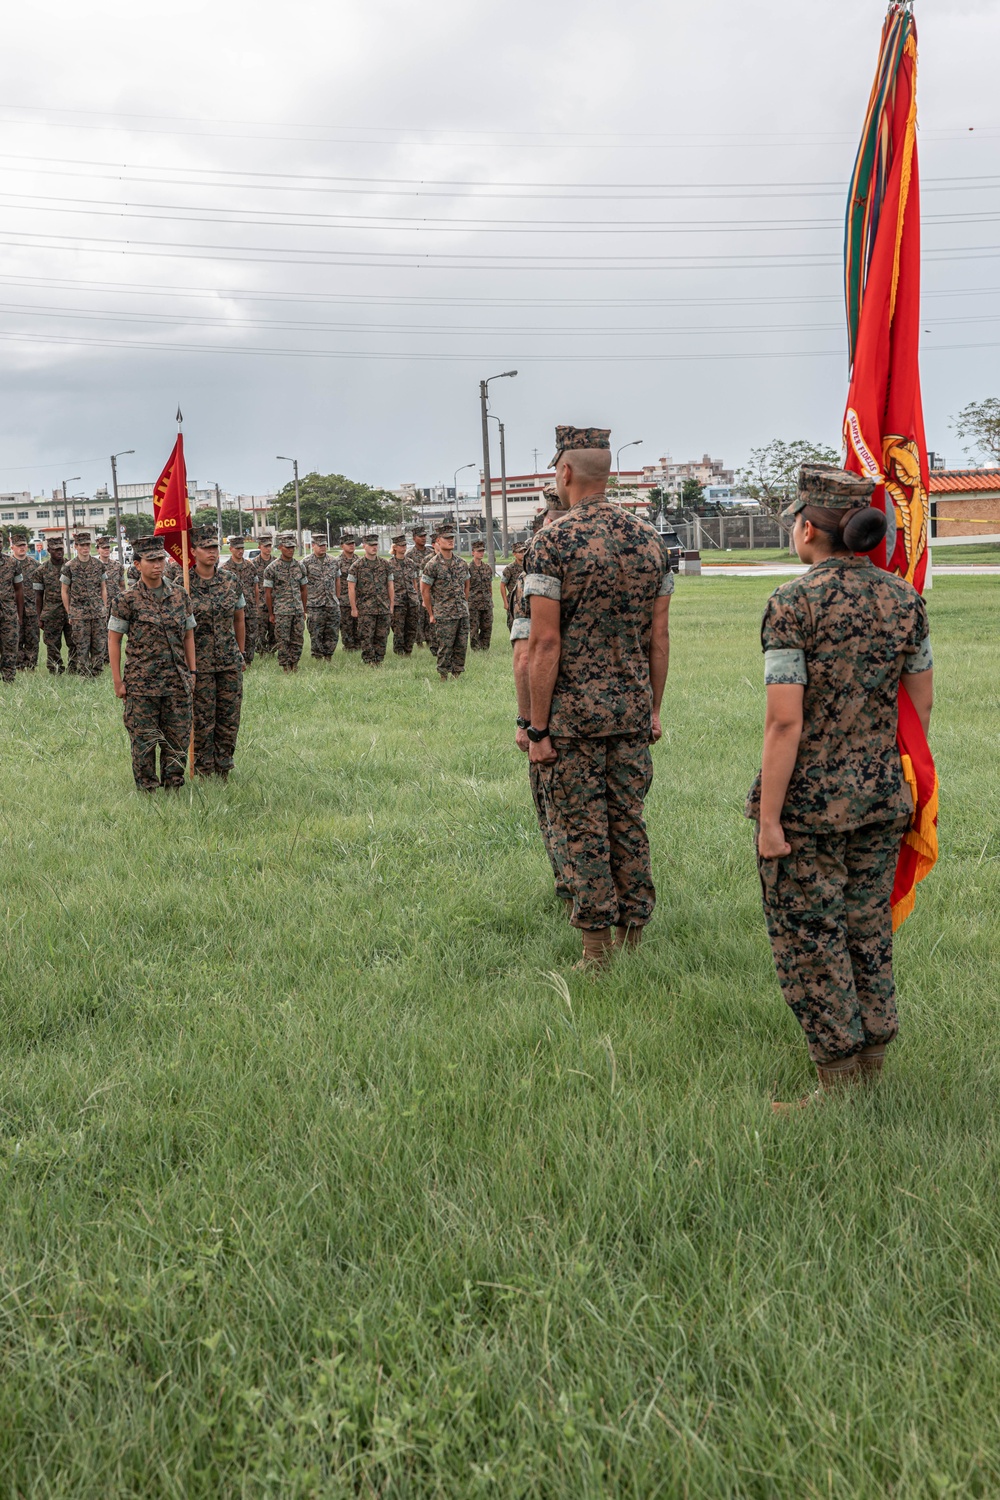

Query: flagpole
<box><xmin>176</xmin><ymin>403</ymin><xmax>196</xmax><ymax>778</ymax></box>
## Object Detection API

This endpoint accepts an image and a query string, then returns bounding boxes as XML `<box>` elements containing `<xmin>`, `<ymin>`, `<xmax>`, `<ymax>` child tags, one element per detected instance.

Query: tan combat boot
<box><xmin>615</xmin><ymin>924</ymin><xmax>643</xmax><ymax>951</ymax></box>
<box><xmin>573</xmin><ymin>928</ymin><xmax>616</xmax><ymax>972</ymax></box>
<box><xmin>856</xmin><ymin>1043</ymin><xmax>888</xmax><ymax>1084</ymax></box>
<box><xmin>772</xmin><ymin>1054</ymin><xmax>861</xmax><ymax>1115</ymax></box>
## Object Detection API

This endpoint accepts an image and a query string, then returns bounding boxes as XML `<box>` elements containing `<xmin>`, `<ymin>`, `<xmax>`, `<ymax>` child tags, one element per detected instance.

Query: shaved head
<box><xmin>556</xmin><ymin>447</ymin><xmax>612</xmax><ymax>506</ymax></box>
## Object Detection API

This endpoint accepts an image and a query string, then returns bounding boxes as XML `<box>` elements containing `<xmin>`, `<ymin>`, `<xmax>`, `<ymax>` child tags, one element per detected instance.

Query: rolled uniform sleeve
<box><xmin>761</xmin><ymin>591</ymin><xmax>809</xmax><ymax>685</ymax></box>
<box><xmin>108</xmin><ymin>593</ymin><xmax>132</xmax><ymax>635</ymax></box>
<box><xmin>657</xmin><ymin>569</ymin><xmax>675</xmax><ymax>598</ymax></box>
<box><xmin>184</xmin><ymin>613</ymin><xmax>196</xmax><ymax>631</ymax></box>
<box><xmin>510</xmin><ymin>617</ymin><xmax>530</xmax><ymax>641</ymax></box>
<box><xmin>902</xmin><ymin>595</ymin><xmax>932</xmax><ymax>674</ymax></box>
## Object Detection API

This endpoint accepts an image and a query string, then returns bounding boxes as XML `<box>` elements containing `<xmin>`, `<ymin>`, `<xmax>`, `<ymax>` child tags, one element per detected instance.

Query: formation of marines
<box><xmin>3</xmin><ymin>428</ymin><xmax>936</xmax><ymax>1109</ymax></box>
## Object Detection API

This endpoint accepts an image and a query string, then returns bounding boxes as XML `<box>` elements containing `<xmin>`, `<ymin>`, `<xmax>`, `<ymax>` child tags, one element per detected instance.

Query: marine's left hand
<box><xmin>650</xmin><ymin>711</ymin><xmax>663</xmax><ymax>744</ymax></box>
<box><xmin>757</xmin><ymin>821</ymin><xmax>791</xmax><ymax>859</ymax></box>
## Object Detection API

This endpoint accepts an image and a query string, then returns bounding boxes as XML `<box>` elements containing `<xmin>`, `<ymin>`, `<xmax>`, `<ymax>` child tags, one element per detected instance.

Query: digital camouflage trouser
<box><xmin>529</xmin><ymin>770</ymin><xmax>572</xmax><ymax>903</ymax></box>
<box><xmin>274</xmin><ymin>613</ymin><xmax>304</xmax><ymax>670</ymax></box>
<box><xmin>469</xmin><ymin>605</ymin><xmax>493</xmax><ymax>651</ymax></box>
<box><xmin>241</xmin><ymin>609</ymin><xmax>257</xmax><ymax>666</ymax></box>
<box><xmin>123</xmin><ymin>688</ymin><xmax>193</xmax><ymax>790</ymax></box>
<box><xmin>308</xmin><ymin>604</ymin><xmax>340</xmax><ymax>659</ymax></box>
<box><xmin>18</xmin><ymin>608</ymin><xmax>39</xmax><ymax>670</ymax></box>
<box><xmin>256</xmin><ymin>613</ymin><xmax>277</xmax><ymax>656</ymax></box>
<box><xmin>40</xmin><ymin>609</ymin><xmax>73</xmax><ymax>674</ymax></box>
<box><xmin>193</xmin><ymin>667</ymin><xmax>243</xmax><ymax>777</ymax></box>
<box><xmin>70</xmin><ymin>612</ymin><xmax>106</xmax><ymax>677</ymax></box>
<box><xmin>357</xmin><ymin>609</ymin><xmax>390</xmax><ymax>665</ymax></box>
<box><xmin>757</xmin><ymin>816</ymin><xmax>910</xmax><ymax>1065</ymax></box>
<box><xmin>392</xmin><ymin>596</ymin><xmax>419</xmax><ymax>655</ymax></box>
<box><xmin>0</xmin><ymin>604</ymin><xmax>18</xmax><ymax>682</ymax></box>
<box><xmin>340</xmin><ymin>606</ymin><xmax>359</xmax><ymax>652</ymax></box>
<box><xmin>434</xmin><ymin>615</ymin><xmax>468</xmax><ymax>676</ymax></box>
<box><xmin>421</xmin><ymin>605</ymin><xmax>436</xmax><ymax>655</ymax></box>
<box><xmin>531</xmin><ymin>733</ymin><xmax>655</xmax><ymax>932</ymax></box>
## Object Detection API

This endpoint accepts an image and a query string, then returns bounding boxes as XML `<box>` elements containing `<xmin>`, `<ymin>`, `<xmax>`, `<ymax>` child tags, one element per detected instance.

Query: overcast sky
<box><xmin>0</xmin><ymin>0</ymin><xmax>997</xmax><ymax>499</ymax></box>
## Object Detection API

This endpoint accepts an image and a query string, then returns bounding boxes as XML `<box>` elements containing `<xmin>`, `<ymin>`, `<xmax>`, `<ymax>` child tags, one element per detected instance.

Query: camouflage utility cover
<box><xmin>348</xmin><ymin>553</ymin><xmax>392</xmax><ymax>612</ymax></box>
<box><xmin>550</xmin><ymin>425</ymin><xmax>611</xmax><ymax>465</ymax></box>
<box><xmin>422</xmin><ymin>553</ymin><xmax>470</xmax><ymax>619</ymax></box>
<box><xmin>745</xmin><ymin>556</ymin><xmax>930</xmax><ymax>831</ymax></box>
<box><xmin>524</xmin><ymin>497</ymin><xmax>673</xmax><ymax>738</ymax></box>
<box><xmin>263</xmin><ymin>556</ymin><xmax>306</xmax><ymax>615</ymax></box>
<box><xmin>189</xmin><ymin>569</ymin><xmax>246</xmax><ymax>671</ymax></box>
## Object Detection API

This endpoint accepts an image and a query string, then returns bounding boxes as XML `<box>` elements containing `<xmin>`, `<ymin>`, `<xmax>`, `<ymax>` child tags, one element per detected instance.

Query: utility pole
<box><xmin>109</xmin><ymin>451</ymin><xmax>133</xmax><ymax>556</ymax></box>
<box><xmin>215</xmin><ymin>481</ymin><xmax>224</xmax><ymax>543</ymax></box>
<box><xmin>532</xmin><ymin>447</ymin><xmax>541</xmax><ymax>474</ymax></box>
<box><xmin>277</xmin><ymin>455</ymin><xmax>301</xmax><ymax>551</ymax></box>
<box><xmin>479</xmin><ymin>370</ymin><xmax>517</xmax><ymax>569</ymax></box>
<box><xmin>61</xmin><ymin>477</ymin><xmax>80</xmax><ymax>549</ymax></box>
<box><xmin>489</xmin><ymin>415</ymin><xmax>510</xmax><ymax>556</ymax></box>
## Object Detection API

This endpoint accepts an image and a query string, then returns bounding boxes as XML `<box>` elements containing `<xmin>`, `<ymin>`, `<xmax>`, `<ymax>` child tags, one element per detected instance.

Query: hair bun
<box><xmin>841</xmin><ymin>505</ymin><xmax>888</xmax><ymax>553</ymax></box>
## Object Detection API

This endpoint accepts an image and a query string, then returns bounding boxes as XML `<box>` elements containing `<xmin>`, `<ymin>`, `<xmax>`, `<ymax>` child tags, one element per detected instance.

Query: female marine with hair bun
<box><xmin>746</xmin><ymin>464</ymin><xmax>934</xmax><ymax>1111</ymax></box>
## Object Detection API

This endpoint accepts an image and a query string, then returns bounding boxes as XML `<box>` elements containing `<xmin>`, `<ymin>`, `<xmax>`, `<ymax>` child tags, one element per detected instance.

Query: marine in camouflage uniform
<box><xmin>9</xmin><ymin>532</ymin><xmax>39</xmax><ymax>670</ymax></box>
<box><xmin>222</xmin><ymin>535</ymin><xmax>260</xmax><ymax>667</ymax></box>
<box><xmin>34</xmin><ymin>539</ymin><xmax>73</xmax><ymax>674</ymax></box>
<box><xmin>511</xmin><ymin>494</ymin><xmax>571</xmax><ymax>905</ymax></box>
<box><xmin>60</xmin><ymin>530</ymin><xmax>108</xmax><ymax>678</ymax></box>
<box><xmin>253</xmin><ymin>534</ymin><xmax>277</xmax><ymax>655</ymax></box>
<box><xmin>188</xmin><ymin>527</ymin><xmax>246</xmax><ymax>778</ymax></box>
<box><xmin>501</xmin><ymin>544</ymin><xmax>526</xmax><ymax>633</ymax></box>
<box><xmin>263</xmin><ymin>532</ymin><xmax>307</xmax><ymax>671</ymax></box>
<box><xmin>525</xmin><ymin>426</ymin><xmax>673</xmax><ymax>968</ymax></box>
<box><xmin>348</xmin><ymin>534</ymin><xmax>394</xmax><ymax>666</ymax></box>
<box><xmin>405</xmin><ymin>527</ymin><xmax>433</xmax><ymax>650</ymax></box>
<box><xmin>302</xmin><ymin>537</ymin><xmax>340</xmax><ymax>660</ymax></box>
<box><xmin>108</xmin><ymin>535</ymin><xmax>196</xmax><ymax>792</ymax></box>
<box><xmin>468</xmin><ymin>541</ymin><xmax>494</xmax><ymax>651</ymax></box>
<box><xmin>388</xmin><ymin>533</ymin><xmax>416</xmax><ymax>655</ymax></box>
<box><xmin>0</xmin><ymin>545</ymin><xmax>25</xmax><ymax>683</ymax></box>
<box><xmin>746</xmin><ymin>464</ymin><xmax>934</xmax><ymax>1099</ymax></box>
<box><xmin>421</xmin><ymin>526</ymin><xmax>469</xmax><ymax>679</ymax></box>
<box><xmin>335</xmin><ymin>537</ymin><xmax>360</xmax><ymax>651</ymax></box>
<box><xmin>96</xmin><ymin>537</ymin><xmax>126</xmax><ymax>670</ymax></box>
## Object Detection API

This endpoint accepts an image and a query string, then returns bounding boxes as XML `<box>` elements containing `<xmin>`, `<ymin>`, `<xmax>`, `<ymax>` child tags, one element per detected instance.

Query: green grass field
<box><xmin>696</xmin><ymin>544</ymin><xmax>1000</xmax><ymax>566</ymax></box>
<box><xmin>1</xmin><ymin>578</ymin><xmax>998</xmax><ymax>1498</ymax></box>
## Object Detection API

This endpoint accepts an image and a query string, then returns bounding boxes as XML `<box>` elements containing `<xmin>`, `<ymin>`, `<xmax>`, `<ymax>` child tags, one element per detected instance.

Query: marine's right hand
<box><xmin>757</xmin><ymin>821</ymin><xmax>791</xmax><ymax>859</ymax></box>
<box><xmin>515</xmin><ymin>727</ymin><xmax>529</xmax><ymax>753</ymax></box>
<box><xmin>113</xmin><ymin>679</ymin><xmax>127</xmax><ymax>700</ymax></box>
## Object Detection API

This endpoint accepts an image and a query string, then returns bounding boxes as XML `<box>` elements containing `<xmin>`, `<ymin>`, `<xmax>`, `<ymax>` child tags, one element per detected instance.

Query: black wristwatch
<box><xmin>516</xmin><ymin>715</ymin><xmax>530</xmax><ymax>730</ymax></box>
<box><xmin>526</xmin><ymin>725</ymin><xmax>550</xmax><ymax>743</ymax></box>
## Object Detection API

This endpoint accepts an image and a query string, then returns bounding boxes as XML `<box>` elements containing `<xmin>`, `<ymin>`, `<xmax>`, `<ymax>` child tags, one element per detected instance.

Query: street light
<box><xmin>488</xmin><ymin>415</ymin><xmax>510</xmax><ymax>558</ymax></box>
<box><xmin>61</xmin><ymin>477</ymin><xmax>80</xmax><ymax>548</ymax></box>
<box><xmin>453</xmin><ymin>463</ymin><xmax>475</xmax><ymax>536</ymax></box>
<box><xmin>276</xmin><ymin>455</ymin><xmax>301</xmax><ymax>552</ymax></box>
<box><xmin>110</xmin><ymin>450</ymin><xmax>134</xmax><ymax>555</ymax></box>
<box><xmin>479</xmin><ymin>369</ymin><xmax>517</xmax><ymax>569</ymax></box>
<box><xmin>616</xmin><ymin>439</ymin><xmax>643</xmax><ymax>480</ymax></box>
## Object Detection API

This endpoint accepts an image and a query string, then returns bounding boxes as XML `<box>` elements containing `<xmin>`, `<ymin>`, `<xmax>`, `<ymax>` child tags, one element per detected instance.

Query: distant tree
<box><xmin>951</xmin><ymin>397</ymin><xmax>1000</xmax><ymax>466</ymax></box>
<box><xmin>191</xmin><ymin>505</ymin><xmax>257</xmax><ymax>535</ymax></box>
<box><xmin>681</xmin><ymin>477</ymin><xmax>705</xmax><ymax>508</ymax></box>
<box><xmin>271</xmin><ymin>472</ymin><xmax>402</xmax><ymax>536</ymax></box>
<box><xmin>117</xmin><ymin>512</ymin><xmax>150</xmax><ymax>541</ymax></box>
<box><xmin>736</xmin><ymin>438</ymin><xmax>840</xmax><ymax>516</ymax></box>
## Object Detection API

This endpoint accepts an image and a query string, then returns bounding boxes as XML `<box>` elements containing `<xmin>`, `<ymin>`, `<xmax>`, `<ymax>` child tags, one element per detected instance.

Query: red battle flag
<box><xmin>842</xmin><ymin>0</ymin><xmax>937</xmax><ymax>929</ymax></box>
<box><xmin>152</xmin><ymin>428</ymin><xmax>191</xmax><ymax>579</ymax></box>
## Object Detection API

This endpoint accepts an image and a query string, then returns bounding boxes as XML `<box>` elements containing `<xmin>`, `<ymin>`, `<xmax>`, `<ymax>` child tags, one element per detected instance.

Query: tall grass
<box><xmin>0</xmin><ymin>578</ymin><xmax>997</xmax><ymax>1497</ymax></box>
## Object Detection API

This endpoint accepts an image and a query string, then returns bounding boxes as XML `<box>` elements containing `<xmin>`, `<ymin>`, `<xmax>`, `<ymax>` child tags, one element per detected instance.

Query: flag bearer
<box><xmin>108</xmin><ymin>535</ymin><xmax>196</xmax><ymax>792</ymax></box>
<box><xmin>747</xmin><ymin>466</ymin><xmax>934</xmax><ymax>1110</ymax></box>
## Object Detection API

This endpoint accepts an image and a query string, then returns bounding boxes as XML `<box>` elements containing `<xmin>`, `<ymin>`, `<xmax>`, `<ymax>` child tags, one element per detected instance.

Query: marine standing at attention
<box><xmin>526</xmin><ymin>426</ymin><xmax>672</xmax><ymax>969</ymax></box>
<box><xmin>421</xmin><ymin>524</ymin><xmax>470</xmax><ymax>682</ymax></box>
<box><xmin>389</xmin><ymin>532</ymin><xmax>416</xmax><ymax>655</ymax></box>
<box><xmin>254</xmin><ymin>531</ymin><xmax>276</xmax><ymax>655</ymax></box>
<box><xmin>34</xmin><ymin>536</ymin><xmax>72</xmax><ymax>674</ymax></box>
<box><xmin>500</xmin><ymin>542</ymin><xmax>526</xmax><ymax>633</ymax></box>
<box><xmin>747</xmin><ymin>465</ymin><xmax>934</xmax><ymax>1111</ymax></box>
<box><xmin>263</xmin><ymin>531</ymin><xmax>307</xmax><ymax>673</ymax></box>
<box><xmin>302</xmin><ymin>532</ymin><xmax>340</xmax><ymax>661</ymax></box>
<box><xmin>348</xmin><ymin>533</ymin><xmax>394</xmax><ymax>667</ymax></box>
<box><xmin>60</xmin><ymin>529</ymin><xmax>108</xmax><ymax>678</ymax></box>
<box><xmin>335</xmin><ymin>534</ymin><xmax>360</xmax><ymax>652</ymax></box>
<box><xmin>9</xmin><ymin>530</ymin><xmax>39</xmax><ymax>671</ymax></box>
<box><xmin>96</xmin><ymin>536</ymin><xmax>125</xmax><ymax>670</ymax></box>
<box><xmin>222</xmin><ymin>535</ymin><xmax>260</xmax><ymax>667</ymax></box>
<box><xmin>0</xmin><ymin>539</ymin><xmax>24</xmax><ymax>684</ymax></box>
<box><xmin>188</xmin><ymin>526</ymin><xmax>247</xmax><ymax>779</ymax></box>
<box><xmin>467</xmin><ymin>539</ymin><xmax>494</xmax><ymax>651</ymax></box>
<box><xmin>108</xmin><ymin>535</ymin><xmax>196</xmax><ymax>793</ymax></box>
<box><xmin>405</xmin><ymin>525</ymin><xmax>433</xmax><ymax>652</ymax></box>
